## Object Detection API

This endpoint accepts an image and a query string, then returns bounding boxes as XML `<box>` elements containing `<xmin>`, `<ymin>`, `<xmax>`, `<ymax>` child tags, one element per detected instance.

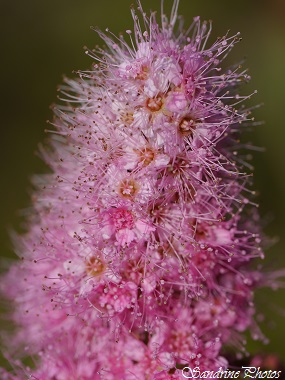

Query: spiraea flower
<box><xmin>0</xmin><ymin>1</ymin><xmax>274</xmax><ymax>378</ymax></box>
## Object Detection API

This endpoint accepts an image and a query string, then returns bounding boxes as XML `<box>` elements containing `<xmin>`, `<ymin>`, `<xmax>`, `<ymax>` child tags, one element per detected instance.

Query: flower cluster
<box><xmin>1</xmin><ymin>1</ymin><xmax>268</xmax><ymax>379</ymax></box>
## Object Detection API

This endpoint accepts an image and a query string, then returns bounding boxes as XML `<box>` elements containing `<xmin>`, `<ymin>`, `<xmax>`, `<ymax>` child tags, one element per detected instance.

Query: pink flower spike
<box><xmin>1</xmin><ymin>1</ymin><xmax>283</xmax><ymax>378</ymax></box>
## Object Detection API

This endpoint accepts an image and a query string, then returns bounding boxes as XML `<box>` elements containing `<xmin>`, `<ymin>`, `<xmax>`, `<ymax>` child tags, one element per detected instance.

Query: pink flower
<box><xmin>0</xmin><ymin>1</ymin><xmax>278</xmax><ymax>379</ymax></box>
<box><xmin>101</xmin><ymin>207</ymin><xmax>155</xmax><ymax>246</ymax></box>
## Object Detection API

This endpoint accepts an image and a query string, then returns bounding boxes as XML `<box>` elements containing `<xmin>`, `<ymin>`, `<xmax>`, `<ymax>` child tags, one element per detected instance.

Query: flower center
<box><xmin>86</xmin><ymin>256</ymin><xmax>105</xmax><ymax>277</ymax></box>
<box><xmin>119</xmin><ymin>179</ymin><xmax>139</xmax><ymax>198</ymax></box>
<box><xmin>135</xmin><ymin>146</ymin><xmax>155</xmax><ymax>166</ymax></box>
<box><xmin>178</xmin><ymin>116</ymin><xmax>199</xmax><ymax>136</ymax></box>
<box><xmin>146</xmin><ymin>96</ymin><xmax>163</xmax><ymax>112</ymax></box>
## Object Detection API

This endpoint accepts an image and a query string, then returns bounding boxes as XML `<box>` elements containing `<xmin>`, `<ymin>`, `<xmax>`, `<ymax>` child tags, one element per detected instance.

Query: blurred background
<box><xmin>1</xmin><ymin>0</ymin><xmax>285</xmax><ymax>368</ymax></box>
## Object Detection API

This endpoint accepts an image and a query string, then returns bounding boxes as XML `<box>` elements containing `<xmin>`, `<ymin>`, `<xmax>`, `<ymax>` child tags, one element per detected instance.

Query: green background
<box><xmin>1</xmin><ymin>0</ymin><xmax>285</xmax><ymax>368</ymax></box>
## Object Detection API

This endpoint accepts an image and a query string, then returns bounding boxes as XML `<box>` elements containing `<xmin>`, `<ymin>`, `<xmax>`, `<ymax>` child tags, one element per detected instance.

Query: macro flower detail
<box><xmin>101</xmin><ymin>207</ymin><xmax>155</xmax><ymax>246</ymax></box>
<box><xmin>0</xmin><ymin>1</ymin><xmax>277</xmax><ymax>379</ymax></box>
